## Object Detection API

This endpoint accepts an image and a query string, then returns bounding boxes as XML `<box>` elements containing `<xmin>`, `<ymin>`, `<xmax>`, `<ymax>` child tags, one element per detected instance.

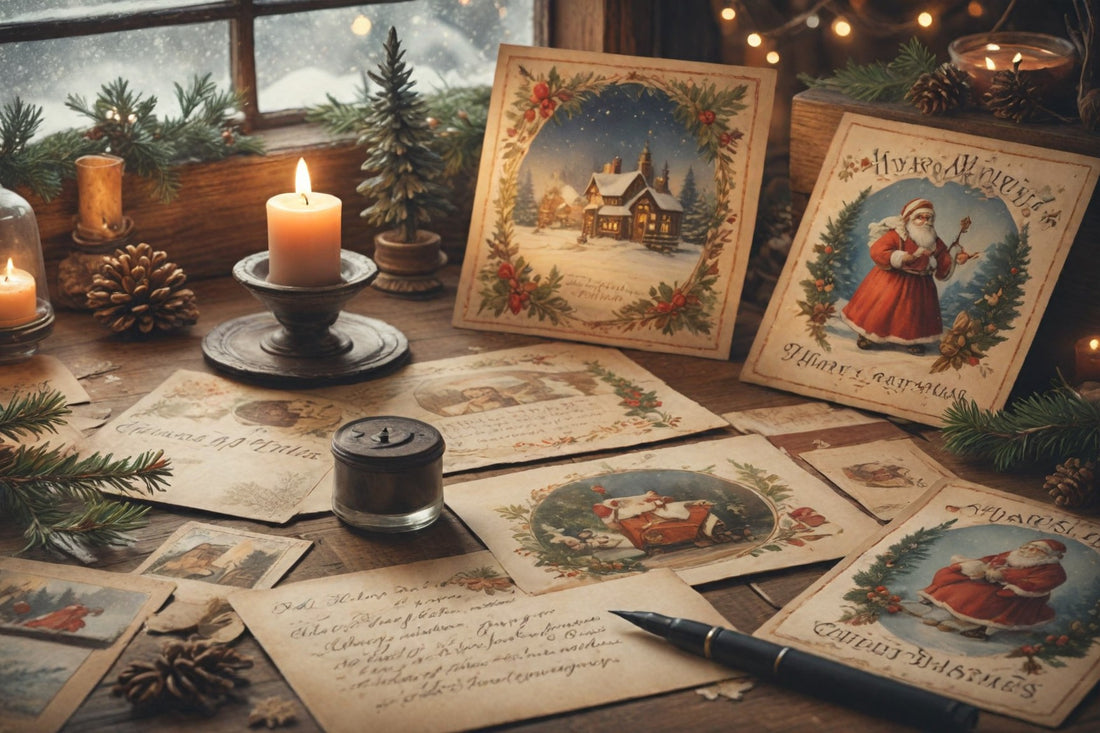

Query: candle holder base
<box><xmin>202</xmin><ymin>250</ymin><xmax>410</xmax><ymax>387</ymax></box>
<box><xmin>0</xmin><ymin>309</ymin><xmax>55</xmax><ymax>364</ymax></box>
<box><xmin>57</xmin><ymin>230</ymin><xmax>133</xmax><ymax>311</ymax></box>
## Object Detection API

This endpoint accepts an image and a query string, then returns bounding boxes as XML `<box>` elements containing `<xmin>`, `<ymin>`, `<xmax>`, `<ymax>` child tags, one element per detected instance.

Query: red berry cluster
<box><xmin>865</xmin><ymin>585</ymin><xmax>903</xmax><ymax>614</ymax></box>
<box><xmin>497</xmin><ymin>262</ymin><xmax>536</xmax><ymax>314</ymax></box>
<box><xmin>524</xmin><ymin>81</ymin><xmax>572</xmax><ymax>123</ymax></box>
<box><xmin>696</xmin><ymin>109</ymin><xmax>716</xmax><ymax>125</ymax></box>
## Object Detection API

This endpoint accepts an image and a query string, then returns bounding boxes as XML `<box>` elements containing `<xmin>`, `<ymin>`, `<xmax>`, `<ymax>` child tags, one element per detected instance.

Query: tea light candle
<box><xmin>0</xmin><ymin>258</ymin><xmax>37</xmax><ymax>328</ymax></box>
<box><xmin>1076</xmin><ymin>336</ymin><xmax>1100</xmax><ymax>383</ymax></box>
<box><xmin>949</xmin><ymin>32</ymin><xmax>1077</xmax><ymax>110</ymax></box>
<box><xmin>266</xmin><ymin>158</ymin><xmax>342</xmax><ymax>287</ymax></box>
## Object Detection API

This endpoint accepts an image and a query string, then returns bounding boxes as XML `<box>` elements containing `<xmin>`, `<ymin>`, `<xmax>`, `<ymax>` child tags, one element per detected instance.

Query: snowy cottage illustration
<box><xmin>581</xmin><ymin>142</ymin><xmax>683</xmax><ymax>252</ymax></box>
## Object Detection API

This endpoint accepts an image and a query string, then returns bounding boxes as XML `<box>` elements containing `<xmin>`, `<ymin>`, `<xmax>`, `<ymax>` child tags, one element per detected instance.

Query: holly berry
<box><xmin>497</xmin><ymin>262</ymin><xmax>515</xmax><ymax>280</ymax></box>
<box><xmin>539</xmin><ymin>98</ymin><xmax>556</xmax><ymax>118</ymax></box>
<box><xmin>697</xmin><ymin>109</ymin><xmax>716</xmax><ymax>125</ymax></box>
<box><xmin>671</xmin><ymin>291</ymin><xmax>687</xmax><ymax>308</ymax></box>
<box><xmin>524</xmin><ymin>107</ymin><xmax>536</xmax><ymax>123</ymax></box>
<box><xmin>531</xmin><ymin>81</ymin><xmax>551</xmax><ymax>102</ymax></box>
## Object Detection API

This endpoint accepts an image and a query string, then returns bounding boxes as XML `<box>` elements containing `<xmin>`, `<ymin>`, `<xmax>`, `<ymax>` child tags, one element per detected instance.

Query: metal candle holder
<box><xmin>202</xmin><ymin>250</ymin><xmax>409</xmax><ymax>386</ymax></box>
<box><xmin>0</xmin><ymin>309</ymin><xmax>54</xmax><ymax>364</ymax></box>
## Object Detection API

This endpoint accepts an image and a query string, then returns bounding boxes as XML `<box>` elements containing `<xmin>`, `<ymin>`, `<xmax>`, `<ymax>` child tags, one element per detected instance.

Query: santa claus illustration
<box><xmin>917</xmin><ymin>538</ymin><xmax>1068</xmax><ymax>640</ymax></box>
<box><xmin>840</xmin><ymin>197</ymin><xmax>973</xmax><ymax>355</ymax></box>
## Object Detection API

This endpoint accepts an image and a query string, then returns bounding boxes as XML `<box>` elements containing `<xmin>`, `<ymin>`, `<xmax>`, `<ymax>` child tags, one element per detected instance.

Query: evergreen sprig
<box><xmin>800</xmin><ymin>38</ymin><xmax>940</xmax><ymax>102</ymax></box>
<box><xmin>0</xmin><ymin>99</ymin><xmax>99</xmax><ymax>200</ymax></box>
<box><xmin>0</xmin><ymin>388</ymin><xmax>171</xmax><ymax>556</ymax></box>
<box><xmin>941</xmin><ymin>378</ymin><xmax>1100</xmax><ymax>470</ymax></box>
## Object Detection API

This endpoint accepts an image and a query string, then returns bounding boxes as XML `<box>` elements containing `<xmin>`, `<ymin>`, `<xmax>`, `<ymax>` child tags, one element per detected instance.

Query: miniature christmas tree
<box><xmin>356</xmin><ymin>26</ymin><xmax>454</xmax><ymax>244</ymax></box>
<box><xmin>0</xmin><ymin>387</ymin><xmax>170</xmax><ymax>556</ymax></box>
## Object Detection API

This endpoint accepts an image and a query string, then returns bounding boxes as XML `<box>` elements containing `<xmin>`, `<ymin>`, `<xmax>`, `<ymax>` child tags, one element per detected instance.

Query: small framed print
<box><xmin>453</xmin><ymin>44</ymin><xmax>775</xmax><ymax>359</ymax></box>
<box><xmin>742</xmin><ymin>113</ymin><xmax>1100</xmax><ymax>425</ymax></box>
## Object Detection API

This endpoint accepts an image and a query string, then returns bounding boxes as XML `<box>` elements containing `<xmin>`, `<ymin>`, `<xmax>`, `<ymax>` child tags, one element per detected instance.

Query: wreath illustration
<box><xmin>838</xmin><ymin>520</ymin><xmax>1100</xmax><ymax>675</ymax></box>
<box><xmin>476</xmin><ymin>65</ymin><xmax>750</xmax><ymax>337</ymax></box>
<box><xmin>796</xmin><ymin>186</ymin><xmax>1032</xmax><ymax>373</ymax></box>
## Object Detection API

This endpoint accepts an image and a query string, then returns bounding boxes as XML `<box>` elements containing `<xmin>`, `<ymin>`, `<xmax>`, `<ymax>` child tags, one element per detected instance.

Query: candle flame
<box><xmin>4</xmin><ymin>258</ymin><xmax>12</xmax><ymax>282</ymax></box>
<box><xmin>295</xmin><ymin>158</ymin><xmax>312</xmax><ymax>204</ymax></box>
<box><xmin>1012</xmin><ymin>51</ymin><xmax>1022</xmax><ymax>65</ymax></box>
<box><xmin>985</xmin><ymin>56</ymin><xmax>996</xmax><ymax>70</ymax></box>
<box><xmin>1091</xmin><ymin>338</ymin><xmax>1100</xmax><ymax>351</ymax></box>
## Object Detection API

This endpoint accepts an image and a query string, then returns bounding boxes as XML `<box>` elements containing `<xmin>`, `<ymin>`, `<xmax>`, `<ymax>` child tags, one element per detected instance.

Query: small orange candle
<box><xmin>1076</xmin><ymin>336</ymin><xmax>1100</xmax><ymax>383</ymax></box>
<box><xmin>949</xmin><ymin>32</ymin><xmax>1077</xmax><ymax>111</ymax></box>
<box><xmin>266</xmin><ymin>158</ymin><xmax>342</xmax><ymax>287</ymax></box>
<box><xmin>0</xmin><ymin>257</ymin><xmax>37</xmax><ymax>327</ymax></box>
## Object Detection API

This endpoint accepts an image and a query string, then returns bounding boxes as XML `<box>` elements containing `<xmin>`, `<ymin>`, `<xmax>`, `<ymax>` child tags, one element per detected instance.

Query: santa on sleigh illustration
<box><xmin>591</xmin><ymin>489</ymin><xmax>735</xmax><ymax>552</ymax></box>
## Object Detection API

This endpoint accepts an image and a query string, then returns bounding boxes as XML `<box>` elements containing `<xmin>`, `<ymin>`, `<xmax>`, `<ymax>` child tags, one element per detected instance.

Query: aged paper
<box><xmin>314</xmin><ymin>342</ymin><xmax>728</xmax><ymax>475</ymax></box>
<box><xmin>742</xmin><ymin>113</ymin><xmax>1100</xmax><ymax>425</ymax></box>
<box><xmin>230</xmin><ymin>553</ymin><xmax>731</xmax><ymax>733</ymax></box>
<box><xmin>0</xmin><ymin>354</ymin><xmax>89</xmax><ymax>406</ymax></box>
<box><xmin>723</xmin><ymin>401</ymin><xmax>880</xmax><ymax>436</ymax></box>
<box><xmin>452</xmin><ymin>45</ymin><xmax>775</xmax><ymax>359</ymax></box>
<box><xmin>755</xmin><ymin>480</ymin><xmax>1100</xmax><ymax>727</ymax></box>
<box><xmin>446</xmin><ymin>434</ymin><xmax>879</xmax><ymax>593</ymax></box>
<box><xmin>134</xmin><ymin>522</ymin><xmax>311</xmax><ymax>639</ymax></box>
<box><xmin>799</xmin><ymin>438</ymin><xmax>955</xmax><ymax>520</ymax></box>
<box><xmin>0</xmin><ymin>556</ymin><xmax>174</xmax><ymax>733</ymax></box>
<box><xmin>84</xmin><ymin>370</ymin><xmax>346</xmax><ymax>523</ymax></box>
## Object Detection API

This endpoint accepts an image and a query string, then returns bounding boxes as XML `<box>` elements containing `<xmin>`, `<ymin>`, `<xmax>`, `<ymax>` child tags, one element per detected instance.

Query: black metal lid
<box><xmin>331</xmin><ymin>416</ymin><xmax>445</xmax><ymax>468</ymax></box>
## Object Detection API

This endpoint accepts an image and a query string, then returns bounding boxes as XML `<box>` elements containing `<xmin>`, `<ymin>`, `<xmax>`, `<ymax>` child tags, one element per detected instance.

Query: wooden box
<box><xmin>788</xmin><ymin>88</ymin><xmax>1100</xmax><ymax>396</ymax></box>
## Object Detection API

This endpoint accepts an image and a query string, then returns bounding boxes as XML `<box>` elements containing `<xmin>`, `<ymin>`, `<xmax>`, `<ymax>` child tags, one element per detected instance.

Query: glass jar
<box><xmin>0</xmin><ymin>185</ymin><xmax>53</xmax><ymax>361</ymax></box>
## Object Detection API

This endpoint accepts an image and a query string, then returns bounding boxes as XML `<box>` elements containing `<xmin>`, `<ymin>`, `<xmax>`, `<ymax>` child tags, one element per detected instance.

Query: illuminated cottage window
<box><xmin>582</xmin><ymin>142</ymin><xmax>683</xmax><ymax>252</ymax></box>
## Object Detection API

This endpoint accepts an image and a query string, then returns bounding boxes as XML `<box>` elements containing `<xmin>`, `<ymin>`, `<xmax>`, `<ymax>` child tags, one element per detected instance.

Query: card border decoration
<box><xmin>453</xmin><ymin>44</ymin><xmax>775</xmax><ymax>359</ymax></box>
<box><xmin>754</xmin><ymin>480</ymin><xmax>1100</xmax><ymax>727</ymax></box>
<box><xmin>741</xmin><ymin>113</ymin><xmax>1100</xmax><ymax>425</ymax></box>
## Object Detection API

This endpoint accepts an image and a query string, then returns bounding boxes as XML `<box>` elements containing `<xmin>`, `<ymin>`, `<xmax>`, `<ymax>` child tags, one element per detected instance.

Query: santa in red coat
<box><xmin>917</xmin><ymin>538</ymin><xmax>1068</xmax><ymax>639</ymax></box>
<box><xmin>841</xmin><ymin>198</ymin><xmax>968</xmax><ymax>355</ymax></box>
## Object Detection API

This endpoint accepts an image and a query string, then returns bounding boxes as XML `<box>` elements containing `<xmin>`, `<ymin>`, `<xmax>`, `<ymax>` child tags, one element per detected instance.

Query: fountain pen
<box><xmin>610</xmin><ymin>610</ymin><xmax>979</xmax><ymax>732</ymax></box>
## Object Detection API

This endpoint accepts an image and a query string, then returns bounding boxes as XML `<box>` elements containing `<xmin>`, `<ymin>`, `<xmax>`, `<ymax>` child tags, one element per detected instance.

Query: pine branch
<box><xmin>21</xmin><ymin>498</ymin><xmax>152</xmax><ymax>554</ymax></box>
<box><xmin>3</xmin><ymin>445</ymin><xmax>171</xmax><ymax>500</ymax></box>
<box><xmin>800</xmin><ymin>38</ymin><xmax>940</xmax><ymax>102</ymax></box>
<box><xmin>941</xmin><ymin>379</ymin><xmax>1100</xmax><ymax>470</ymax></box>
<box><xmin>0</xmin><ymin>388</ymin><xmax>70</xmax><ymax>441</ymax></box>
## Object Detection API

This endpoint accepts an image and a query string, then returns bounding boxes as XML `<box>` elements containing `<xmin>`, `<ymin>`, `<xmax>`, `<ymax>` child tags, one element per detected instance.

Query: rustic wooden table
<box><xmin>4</xmin><ymin>266</ymin><xmax>1094</xmax><ymax>732</ymax></box>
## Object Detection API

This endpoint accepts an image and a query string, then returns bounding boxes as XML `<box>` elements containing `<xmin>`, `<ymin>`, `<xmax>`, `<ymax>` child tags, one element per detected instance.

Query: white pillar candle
<box><xmin>0</xmin><ymin>257</ymin><xmax>37</xmax><ymax>327</ymax></box>
<box><xmin>266</xmin><ymin>158</ymin><xmax>342</xmax><ymax>287</ymax></box>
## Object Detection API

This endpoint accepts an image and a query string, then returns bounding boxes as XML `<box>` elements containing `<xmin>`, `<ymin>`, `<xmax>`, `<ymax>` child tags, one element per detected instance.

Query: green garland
<box><xmin>799</xmin><ymin>37</ymin><xmax>940</xmax><ymax>103</ymax></box>
<box><xmin>0</xmin><ymin>74</ymin><xmax>263</xmax><ymax>202</ymax></box>
<box><xmin>0</xmin><ymin>388</ymin><xmax>171</xmax><ymax>556</ymax></box>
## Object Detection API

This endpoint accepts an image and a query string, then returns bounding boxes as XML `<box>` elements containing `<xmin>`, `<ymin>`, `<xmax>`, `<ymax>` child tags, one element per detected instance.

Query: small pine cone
<box><xmin>1044</xmin><ymin>458</ymin><xmax>1097</xmax><ymax>510</ymax></box>
<box><xmin>86</xmin><ymin>242</ymin><xmax>199</xmax><ymax>335</ymax></box>
<box><xmin>113</xmin><ymin>639</ymin><xmax>253</xmax><ymax>713</ymax></box>
<box><xmin>983</xmin><ymin>67</ymin><xmax>1044</xmax><ymax>122</ymax></box>
<box><xmin>907</xmin><ymin>63</ymin><xmax>970</xmax><ymax>115</ymax></box>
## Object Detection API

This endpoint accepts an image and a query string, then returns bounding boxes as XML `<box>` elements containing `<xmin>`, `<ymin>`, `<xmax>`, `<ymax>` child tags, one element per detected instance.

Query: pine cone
<box><xmin>112</xmin><ymin>639</ymin><xmax>253</xmax><ymax>714</ymax></box>
<box><xmin>1044</xmin><ymin>458</ymin><xmax>1097</xmax><ymax>510</ymax></box>
<box><xmin>86</xmin><ymin>243</ymin><xmax>199</xmax><ymax>335</ymax></box>
<box><xmin>907</xmin><ymin>63</ymin><xmax>970</xmax><ymax>115</ymax></box>
<box><xmin>983</xmin><ymin>66</ymin><xmax>1044</xmax><ymax>122</ymax></box>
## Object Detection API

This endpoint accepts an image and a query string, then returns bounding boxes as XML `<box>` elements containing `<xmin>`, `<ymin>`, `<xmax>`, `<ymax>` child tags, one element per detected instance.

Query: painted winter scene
<box><xmin>744</xmin><ymin>114</ymin><xmax>1100</xmax><ymax>425</ymax></box>
<box><xmin>454</xmin><ymin>45</ymin><xmax>775</xmax><ymax>359</ymax></box>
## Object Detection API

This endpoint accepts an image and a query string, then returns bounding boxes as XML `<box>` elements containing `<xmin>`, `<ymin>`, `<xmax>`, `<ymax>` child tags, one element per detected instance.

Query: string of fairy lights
<box><xmin>719</xmin><ymin>0</ymin><xmax>1012</xmax><ymax>66</ymax></box>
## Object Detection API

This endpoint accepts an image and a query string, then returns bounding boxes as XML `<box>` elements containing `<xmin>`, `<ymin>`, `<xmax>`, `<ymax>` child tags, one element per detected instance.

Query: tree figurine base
<box><xmin>202</xmin><ymin>250</ymin><xmax>409</xmax><ymax>387</ymax></box>
<box><xmin>371</xmin><ymin>229</ymin><xmax>447</xmax><ymax>298</ymax></box>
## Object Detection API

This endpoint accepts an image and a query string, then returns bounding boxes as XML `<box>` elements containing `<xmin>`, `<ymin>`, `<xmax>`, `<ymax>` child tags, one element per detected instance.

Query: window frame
<box><xmin>0</xmin><ymin>0</ymin><xmax>550</xmax><ymax>130</ymax></box>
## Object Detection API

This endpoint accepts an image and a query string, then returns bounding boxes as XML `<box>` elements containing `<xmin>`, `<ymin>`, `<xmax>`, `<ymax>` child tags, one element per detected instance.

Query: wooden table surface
<box><xmin>5</xmin><ymin>265</ymin><xmax>1095</xmax><ymax>733</ymax></box>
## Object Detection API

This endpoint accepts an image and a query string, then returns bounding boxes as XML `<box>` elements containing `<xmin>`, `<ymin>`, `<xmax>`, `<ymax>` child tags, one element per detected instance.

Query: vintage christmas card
<box><xmin>452</xmin><ymin>44</ymin><xmax>775</xmax><ymax>359</ymax></box>
<box><xmin>742</xmin><ymin>113</ymin><xmax>1100</xmax><ymax>425</ymax></box>
<box><xmin>0</xmin><ymin>557</ymin><xmax>173</xmax><ymax>733</ymax></box>
<box><xmin>755</xmin><ymin>480</ymin><xmax>1100</xmax><ymax>727</ymax></box>
<box><xmin>445</xmin><ymin>433</ymin><xmax>879</xmax><ymax>594</ymax></box>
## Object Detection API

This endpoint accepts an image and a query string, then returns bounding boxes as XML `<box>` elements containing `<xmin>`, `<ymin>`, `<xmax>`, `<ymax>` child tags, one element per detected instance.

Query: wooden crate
<box><xmin>788</xmin><ymin>88</ymin><xmax>1100</xmax><ymax>396</ymax></box>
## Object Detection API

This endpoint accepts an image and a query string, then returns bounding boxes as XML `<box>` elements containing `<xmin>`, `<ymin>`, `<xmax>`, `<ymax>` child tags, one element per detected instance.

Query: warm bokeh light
<box><xmin>832</xmin><ymin>18</ymin><xmax>852</xmax><ymax>37</ymax></box>
<box><xmin>985</xmin><ymin>56</ymin><xmax>996</xmax><ymax>70</ymax></box>
<box><xmin>805</xmin><ymin>13</ymin><xmax>820</xmax><ymax>29</ymax></box>
<box><xmin>917</xmin><ymin>11</ymin><xmax>933</xmax><ymax>28</ymax></box>
<box><xmin>720</xmin><ymin>6</ymin><xmax>736</xmax><ymax>21</ymax></box>
<box><xmin>765</xmin><ymin>50</ymin><xmax>780</xmax><ymax>64</ymax></box>
<box><xmin>1091</xmin><ymin>338</ymin><xmax>1100</xmax><ymax>351</ymax></box>
<box><xmin>351</xmin><ymin>14</ymin><xmax>372</xmax><ymax>36</ymax></box>
<box><xmin>967</xmin><ymin>0</ymin><xmax>984</xmax><ymax>17</ymax></box>
<box><xmin>747</xmin><ymin>32</ymin><xmax>762</xmax><ymax>47</ymax></box>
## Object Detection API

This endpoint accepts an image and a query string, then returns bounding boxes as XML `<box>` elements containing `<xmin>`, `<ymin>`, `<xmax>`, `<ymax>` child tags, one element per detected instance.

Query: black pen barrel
<box><xmin>663</xmin><ymin>617</ymin><xmax>976</xmax><ymax>733</ymax></box>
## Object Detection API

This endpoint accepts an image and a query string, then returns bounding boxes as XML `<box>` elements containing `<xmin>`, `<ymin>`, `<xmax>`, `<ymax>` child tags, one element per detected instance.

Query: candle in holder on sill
<box><xmin>0</xmin><ymin>258</ymin><xmax>37</xmax><ymax>328</ymax></box>
<box><xmin>75</xmin><ymin>154</ymin><xmax>125</xmax><ymax>240</ymax></box>
<box><xmin>948</xmin><ymin>32</ymin><xmax>1077</xmax><ymax>111</ymax></box>
<box><xmin>266</xmin><ymin>158</ymin><xmax>342</xmax><ymax>287</ymax></box>
<box><xmin>1075</xmin><ymin>336</ymin><xmax>1100</xmax><ymax>383</ymax></box>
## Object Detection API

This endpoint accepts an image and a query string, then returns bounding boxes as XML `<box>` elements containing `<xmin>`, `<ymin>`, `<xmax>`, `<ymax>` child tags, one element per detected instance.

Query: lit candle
<box><xmin>266</xmin><ymin>158</ymin><xmax>342</xmax><ymax>287</ymax></box>
<box><xmin>0</xmin><ymin>257</ymin><xmax>37</xmax><ymax>327</ymax></box>
<box><xmin>949</xmin><ymin>32</ymin><xmax>1077</xmax><ymax>111</ymax></box>
<box><xmin>1075</xmin><ymin>336</ymin><xmax>1100</xmax><ymax>383</ymax></box>
<box><xmin>75</xmin><ymin>154</ymin><xmax>125</xmax><ymax>241</ymax></box>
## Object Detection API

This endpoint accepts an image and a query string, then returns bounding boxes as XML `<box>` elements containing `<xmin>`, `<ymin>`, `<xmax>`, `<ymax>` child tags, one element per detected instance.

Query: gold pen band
<box><xmin>773</xmin><ymin>646</ymin><xmax>790</xmax><ymax>676</ymax></box>
<box><xmin>703</xmin><ymin>625</ymin><xmax>721</xmax><ymax>659</ymax></box>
